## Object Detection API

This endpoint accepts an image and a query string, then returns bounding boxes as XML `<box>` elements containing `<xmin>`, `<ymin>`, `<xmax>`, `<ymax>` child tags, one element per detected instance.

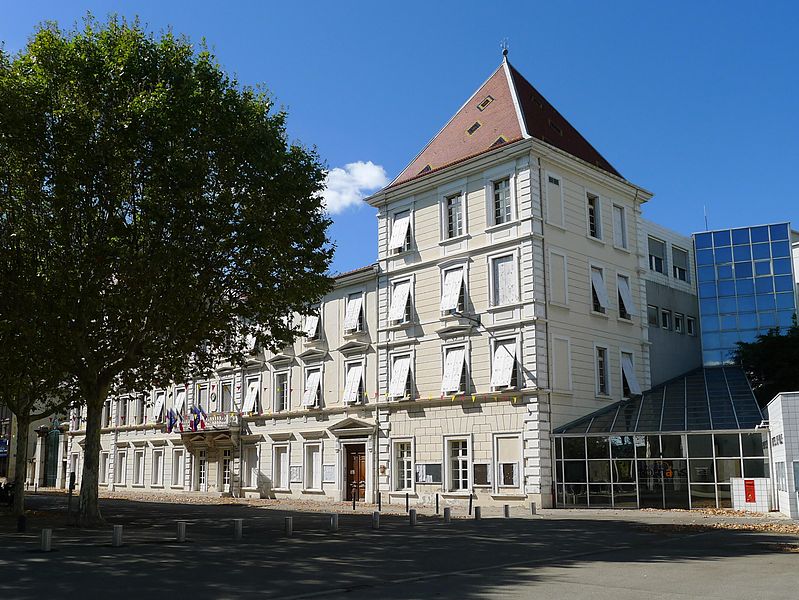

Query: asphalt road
<box><xmin>0</xmin><ymin>494</ymin><xmax>796</xmax><ymax>599</ymax></box>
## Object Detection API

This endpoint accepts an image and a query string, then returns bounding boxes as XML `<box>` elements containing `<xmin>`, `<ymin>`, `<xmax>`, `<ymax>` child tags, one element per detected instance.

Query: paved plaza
<box><xmin>1</xmin><ymin>493</ymin><xmax>797</xmax><ymax>599</ymax></box>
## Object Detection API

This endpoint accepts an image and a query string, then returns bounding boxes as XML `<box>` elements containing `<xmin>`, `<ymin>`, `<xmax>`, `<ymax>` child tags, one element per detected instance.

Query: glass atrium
<box><xmin>693</xmin><ymin>223</ymin><xmax>797</xmax><ymax>366</ymax></box>
<box><xmin>553</xmin><ymin>367</ymin><xmax>766</xmax><ymax>509</ymax></box>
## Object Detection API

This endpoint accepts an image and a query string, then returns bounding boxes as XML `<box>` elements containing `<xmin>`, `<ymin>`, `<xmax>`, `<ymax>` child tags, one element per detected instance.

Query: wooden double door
<box><xmin>345</xmin><ymin>444</ymin><xmax>366</xmax><ymax>502</ymax></box>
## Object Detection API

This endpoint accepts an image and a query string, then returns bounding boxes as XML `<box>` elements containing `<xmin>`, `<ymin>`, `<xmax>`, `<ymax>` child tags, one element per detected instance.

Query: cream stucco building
<box><xmin>64</xmin><ymin>54</ymin><xmax>706</xmax><ymax>509</ymax></box>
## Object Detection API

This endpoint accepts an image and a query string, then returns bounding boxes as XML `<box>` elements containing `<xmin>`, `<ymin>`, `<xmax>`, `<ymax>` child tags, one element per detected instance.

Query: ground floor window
<box><xmin>197</xmin><ymin>450</ymin><xmax>207</xmax><ymax>491</ymax></box>
<box><xmin>495</xmin><ymin>434</ymin><xmax>521</xmax><ymax>491</ymax></box>
<box><xmin>172</xmin><ymin>449</ymin><xmax>184</xmax><ymax>487</ymax></box>
<box><xmin>99</xmin><ymin>452</ymin><xmax>109</xmax><ymax>484</ymax></box>
<box><xmin>133</xmin><ymin>450</ymin><xmax>145</xmax><ymax>486</ymax></box>
<box><xmin>393</xmin><ymin>441</ymin><xmax>413</xmax><ymax>491</ymax></box>
<box><xmin>244</xmin><ymin>445</ymin><xmax>259</xmax><ymax>488</ymax></box>
<box><xmin>304</xmin><ymin>443</ymin><xmax>322</xmax><ymax>491</ymax></box>
<box><xmin>447</xmin><ymin>438</ymin><xmax>470</xmax><ymax>491</ymax></box>
<box><xmin>115</xmin><ymin>451</ymin><xmax>126</xmax><ymax>485</ymax></box>
<box><xmin>152</xmin><ymin>449</ymin><xmax>164</xmax><ymax>486</ymax></box>
<box><xmin>222</xmin><ymin>449</ymin><xmax>232</xmax><ymax>490</ymax></box>
<box><xmin>273</xmin><ymin>445</ymin><xmax>289</xmax><ymax>490</ymax></box>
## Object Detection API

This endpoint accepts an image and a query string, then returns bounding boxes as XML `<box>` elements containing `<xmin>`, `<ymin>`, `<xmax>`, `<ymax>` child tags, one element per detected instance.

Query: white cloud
<box><xmin>322</xmin><ymin>161</ymin><xmax>389</xmax><ymax>214</ymax></box>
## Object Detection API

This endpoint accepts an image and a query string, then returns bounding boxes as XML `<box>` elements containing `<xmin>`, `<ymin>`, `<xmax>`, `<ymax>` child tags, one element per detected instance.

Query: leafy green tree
<box><xmin>0</xmin><ymin>16</ymin><xmax>332</xmax><ymax>525</ymax></box>
<box><xmin>733</xmin><ymin>318</ymin><xmax>799</xmax><ymax>407</ymax></box>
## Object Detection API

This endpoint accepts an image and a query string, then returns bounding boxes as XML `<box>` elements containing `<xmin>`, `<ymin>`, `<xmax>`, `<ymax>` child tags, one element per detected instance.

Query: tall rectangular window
<box><xmin>220</xmin><ymin>381</ymin><xmax>233</xmax><ymax>413</ymax></box>
<box><xmin>388</xmin><ymin>279</ymin><xmax>412</xmax><ymax>324</ymax></box>
<box><xmin>491</xmin><ymin>339</ymin><xmax>518</xmax><ymax>389</ymax></box>
<box><xmin>620</xmin><ymin>352</ymin><xmax>642</xmax><ymax>397</ymax></box>
<box><xmin>388</xmin><ymin>210</ymin><xmax>411</xmax><ymax>253</ymax></box>
<box><xmin>136</xmin><ymin>396</ymin><xmax>146</xmax><ymax>425</ymax></box>
<box><xmin>304</xmin><ymin>311</ymin><xmax>320</xmax><ymax>340</ymax></box>
<box><xmin>661</xmin><ymin>309</ymin><xmax>672</xmax><ymax>331</ymax></box>
<box><xmin>133</xmin><ymin>450</ymin><xmax>144</xmax><ymax>486</ymax></box>
<box><xmin>222</xmin><ymin>449</ymin><xmax>232</xmax><ymax>490</ymax></box>
<box><xmin>303</xmin><ymin>367</ymin><xmax>322</xmax><ymax>408</ymax></box>
<box><xmin>196</xmin><ymin>384</ymin><xmax>209</xmax><ymax>412</ymax></box>
<box><xmin>674</xmin><ymin>313</ymin><xmax>685</xmax><ymax>334</ymax></box>
<box><xmin>102</xmin><ymin>400</ymin><xmax>112</xmax><ymax>428</ymax></box>
<box><xmin>546</xmin><ymin>173</ymin><xmax>564</xmax><ymax>227</ymax></box>
<box><xmin>495</xmin><ymin>435</ymin><xmax>520</xmax><ymax>489</ymax></box>
<box><xmin>152</xmin><ymin>449</ymin><xmax>164</xmax><ymax>486</ymax></box>
<box><xmin>587</xmin><ymin>193</ymin><xmax>601</xmax><ymax>239</ymax></box>
<box><xmin>492</xmin><ymin>177</ymin><xmax>512</xmax><ymax>225</ymax></box>
<box><xmin>440</xmin><ymin>266</ymin><xmax>465</xmax><ymax>313</ymax></box>
<box><xmin>648</xmin><ymin>237</ymin><xmax>666</xmax><ymax>274</ymax></box>
<box><xmin>442</xmin><ymin>345</ymin><xmax>467</xmax><ymax>394</ymax></box>
<box><xmin>273</xmin><ymin>445</ymin><xmax>289</xmax><ymax>489</ymax></box>
<box><xmin>448</xmin><ymin>439</ymin><xmax>470</xmax><ymax>491</ymax></box>
<box><xmin>99</xmin><ymin>452</ymin><xmax>109</xmax><ymax>484</ymax></box>
<box><xmin>389</xmin><ymin>354</ymin><xmax>412</xmax><ymax>399</ymax></box>
<box><xmin>243</xmin><ymin>377</ymin><xmax>260</xmax><ymax>413</ymax></box>
<box><xmin>343</xmin><ymin>292</ymin><xmax>364</xmax><ymax>333</ymax></box>
<box><xmin>687</xmin><ymin>316</ymin><xmax>696</xmax><ymax>336</ymax></box>
<box><xmin>115</xmin><ymin>451</ymin><xmax>127</xmax><ymax>484</ymax></box>
<box><xmin>490</xmin><ymin>254</ymin><xmax>518</xmax><ymax>306</ymax></box>
<box><xmin>118</xmin><ymin>398</ymin><xmax>128</xmax><ymax>426</ymax></box>
<box><xmin>394</xmin><ymin>441</ymin><xmax>413</xmax><ymax>491</ymax></box>
<box><xmin>595</xmin><ymin>346</ymin><xmax>609</xmax><ymax>396</ymax></box>
<box><xmin>343</xmin><ymin>361</ymin><xmax>364</xmax><ymax>404</ymax></box>
<box><xmin>274</xmin><ymin>372</ymin><xmax>289</xmax><ymax>412</ymax></box>
<box><xmin>445</xmin><ymin>193</ymin><xmax>464</xmax><ymax>239</ymax></box>
<box><xmin>590</xmin><ymin>266</ymin><xmax>609</xmax><ymax>314</ymax></box>
<box><xmin>617</xmin><ymin>274</ymin><xmax>635</xmax><ymax>320</ymax></box>
<box><xmin>647</xmin><ymin>305</ymin><xmax>659</xmax><ymax>326</ymax></box>
<box><xmin>613</xmin><ymin>204</ymin><xmax>628</xmax><ymax>249</ymax></box>
<box><xmin>304</xmin><ymin>444</ymin><xmax>322</xmax><ymax>491</ymax></box>
<box><xmin>172</xmin><ymin>449</ymin><xmax>184</xmax><ymax>487</ymax></box>
<box><xmin>672</xmin><ymin>246</ymin><xmax>689</xmax><ymax>281</ymax></box>
<box><xmin>244</xmin><ymin>446</ymin><xmax>259</xmax><ymax>488</ymax></box>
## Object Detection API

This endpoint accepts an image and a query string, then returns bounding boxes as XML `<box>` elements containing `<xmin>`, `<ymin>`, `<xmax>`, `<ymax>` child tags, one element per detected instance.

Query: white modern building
<box><xmin>766</xmin><ymin>392</ymin><xmax>799</xmax><ymax>518</ymax></box>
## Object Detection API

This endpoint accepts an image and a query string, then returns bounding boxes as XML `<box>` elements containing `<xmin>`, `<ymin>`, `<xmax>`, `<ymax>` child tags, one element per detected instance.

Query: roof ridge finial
<box><xmin>500</xmin><ymin>38</ymin><xmax>509</xmax><ymax>60</ymax></box>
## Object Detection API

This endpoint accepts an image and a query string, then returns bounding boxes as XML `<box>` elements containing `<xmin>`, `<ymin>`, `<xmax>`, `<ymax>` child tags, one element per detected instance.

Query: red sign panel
<box><xmin>744</xmin><ymin>479</ymin><xmax>756</xmax><ymax>503</ymax></box>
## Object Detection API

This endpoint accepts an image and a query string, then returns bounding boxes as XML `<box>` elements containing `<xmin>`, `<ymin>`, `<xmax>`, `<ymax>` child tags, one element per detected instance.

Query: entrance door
<box><xmin>345</xmin><ymin>444</ymin><xmax>366</xmax><ymax>502</ymax></box>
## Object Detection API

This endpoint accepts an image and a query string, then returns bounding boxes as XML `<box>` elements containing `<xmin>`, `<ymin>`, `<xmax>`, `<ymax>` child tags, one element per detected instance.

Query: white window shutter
<box><xmin>617</xmin><ymin>276</ymin><xmax>637</xmax><ymax>316</ymax></box>
<box><xmin>621</xmin><ymin>354</ymin><xmax>642</xmax><ymax>395</ymax></box>
<box><xmin>303</xmin><ymin>371</ymin><xmax>321</xmax><ymax>407</ymax></box>
<box><xmin>304</xmin><ymin>315</ymin><xmax>319</xmax><ymax>338</ymax></box>
<box><xmin>388</xmin><ymin>214</ymin><xmax>411</xmax><ymax>251</ymax></box>
<box><xmin>174</xmin><ymin>389</ymin><xmax>186</xmax><ymax>413</ymax></box>
<box><xmin>388</xmin><ymin>281</ymin><xmax>411</xmax><ymax>322</ymax></box>
<box><xmin>590</xmin><ymin>269</ymin><xmax>610</xmax><ymax>309</ymax></box>
<box><xmin>343</xmin><ymin>364</ymin><xmax>363</xmax><ymax>404</ymax></box>
<box><xmin>242</xmin><ymin>381</ymin><xmax>259</xmax><ymax>413</ymax></box>
<box><xmin>490</xmin><ymin>342</ymin><xmax>517</xmax><ymax>388</ymax></box>
<box><xmin>389</xmin><ymin>356</ymin><xmax>411</xmax><ymax>398</ymax></box>
<box><xmin>440</xmin><ymin>269</ymin><xmax>464</xmax><ymax>312</ymax></box>
<box><xmin>441</xmin><ymin>348</ymin><xmax>466</xmax><ymax>393</ymax></box>
<box><xmin>613</xmin><ymin>205</ymin><xmax>625</xmax><ymax>247</ymax></box>
<box><xmin>343</xmin><ymin>295</ymin><xmax>363</xmax><ymax>331</ymax></box>
<box><xmin>493</xmin><ymin>255</ymin><xmax>517</xmax><ymax>305</ymax></box>
<box><xmin>153</xmin><ymin>393</ymin><xmax>165</xmax><ymax>422</ymax></box>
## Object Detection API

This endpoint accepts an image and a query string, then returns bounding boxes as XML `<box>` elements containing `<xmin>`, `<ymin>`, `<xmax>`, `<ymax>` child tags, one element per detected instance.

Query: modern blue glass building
<box><xmin>694</xmin><ymin>223</ymin><xmax>798</xmax><ymax>366</ymax></box>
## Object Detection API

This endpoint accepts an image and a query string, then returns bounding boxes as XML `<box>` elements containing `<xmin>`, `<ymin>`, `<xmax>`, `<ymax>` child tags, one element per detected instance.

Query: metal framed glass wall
<box><xmin>553</xmin><ymin>431</ymin><xmax>767</xmax><ymax>509</ymax></box>
<box><xmin>694</xmin><ymin>223</ymin><xmax>797</xmax><ymax>366</ymax></box>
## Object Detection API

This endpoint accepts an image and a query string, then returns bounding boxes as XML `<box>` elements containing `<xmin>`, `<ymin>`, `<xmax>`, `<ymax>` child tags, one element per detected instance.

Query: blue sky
<box><xmin>2</xmin><ymin>1</ymin><xmax>797</xmax><ymax>274</ymax></box>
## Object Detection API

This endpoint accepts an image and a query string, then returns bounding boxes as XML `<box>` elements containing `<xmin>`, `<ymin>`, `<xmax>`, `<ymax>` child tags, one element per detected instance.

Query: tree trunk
<box><xmin>77</xmin><ymin>394</ymin><xmax>105</xmax><ymax>527</ymax></box>
<box><xmin>12</xmin><ymin>413</ymin><xmax>31</xmax><ymax>517</ymax></box>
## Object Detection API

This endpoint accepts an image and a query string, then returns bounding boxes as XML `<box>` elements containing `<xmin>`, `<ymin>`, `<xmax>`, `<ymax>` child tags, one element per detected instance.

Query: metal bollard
<box><xmin>284</xmin><ymin>516</ymin><xmax>293</xmax><ymax>537</ymax></box>
<box><xmin>436</xmin><ymin>493</ymin><xmax>439</xmax><ymax>515</ymax></box>
<box><xmin>329</xmin><ymin>513</ymin><xmax>339</xmax><ymax>532</ymax></box>
<box><xmin>504</xmin><ymin>504</ymin><xmax>511</xmax><ymax>518</ymax></box>
<box><xmin>40</xmin><ymin>529</ymin><xmax>52</xmax><ymax>552</ymax></box>
<box><xmin>409</xmin><ymin>508</ymin><xmax>417</xmax><ymax>526</ymax></box>
<box><xmin>530</xmin><ymin>501</ymin><xmax>537</xmax><ymax>515</ymax></box>
<box><xmin>112</xmin><ymin>524</ymin><xmax>123</xmax><ymax>547</ymax></box>
<box><xmin>443</xmin><ymin>507</ymin><xmax>452</xmax><ymax>523</ymax></box>
<box><xmin>372</xmin><ymin>511</ymin><xmax>380</xmax><ymax>530</ymax></box>
<box><xmin>177</xmin><ymin>521</ymin><xmax>187</xmax><ymax>543</ymax></box>
<box><xmin>233</xmin><ymin>519</ymin><xmax>243</xmax><ymax>540</ymax></box>
<box><xmin>474</xmin><ymin>506</ymin><xmax>482</xmax><ymax>520</ymax></box>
